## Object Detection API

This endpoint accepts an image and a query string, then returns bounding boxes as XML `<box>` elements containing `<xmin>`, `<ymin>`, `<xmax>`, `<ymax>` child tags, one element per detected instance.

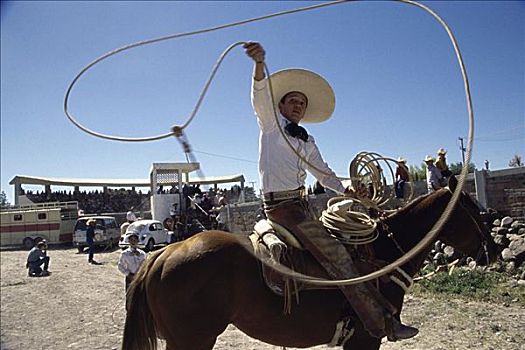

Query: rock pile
<box><xmin>427</xmin><ymin>216</ymin><xmax>525</xmax><ymax>284</ymax></box>
<box><xmin>489</xmin><ymin>216</ymin><xmax>525</xmax><ymax>276</ymax></box>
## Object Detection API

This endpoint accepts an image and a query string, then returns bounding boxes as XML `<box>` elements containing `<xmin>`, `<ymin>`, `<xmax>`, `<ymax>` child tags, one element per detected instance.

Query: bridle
<box><xmin>381</xmin><ymin>188</ymin><xmax>491</xmax><ymax>271</ymax></box>
<box><xmin>378</xmin><ymin>220</ymin><xmax>419</xmax><ymax>276</ymax></box>
<box><xmin>453</xmin><ymin>191</ymin><xmax>491</xmax><ymax>265</ymax></box>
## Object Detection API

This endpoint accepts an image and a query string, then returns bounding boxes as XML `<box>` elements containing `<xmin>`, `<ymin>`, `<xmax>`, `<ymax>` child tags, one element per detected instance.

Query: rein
<box><xmin>451</xmin><ymin>191</ymin><xmax>491</xmax><ymax>266</ymax></box>
<box><xmin>384</xmin><ymin>188</ymin><xmax>491</xmax><ymax>280</ymax></box>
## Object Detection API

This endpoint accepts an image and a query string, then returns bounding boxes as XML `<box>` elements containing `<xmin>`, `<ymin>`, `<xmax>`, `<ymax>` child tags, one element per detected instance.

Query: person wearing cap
<box><xmin>26</xmin><ymin>241</ymin><xmax>50</xmax><ymax>277</ymax></box>
<box><xmin>424</xmin><ymin>155</ymin><xmax>444</xmax><ymax>192</ymax></box>
<box><xmin>243</xmin><ymin>42</ymin><xmax>418</xmax><ymax>341</ymax></box>
<box><xmin>86</xmin><ymin>219</ymin><xmax>101</xmax><ymax>265</ymax></box>
<box><xmin>395</xmin><ymin>157</ymin><xmax>410</xmax><ymax>199</ymax></box>
<box><xmin>435</xmin><ymin>148</ymin><xmax>452</xmax><ymax>178</ymax></box>
<box><xmin>118</xmin><ymin>233</ymin><xmax>147</xmax><ymax>295</ymax></box>
<box><xmin>120</xmin><ymin>211</ymin><xmax>137</xmax><ymax>236</ymax></box>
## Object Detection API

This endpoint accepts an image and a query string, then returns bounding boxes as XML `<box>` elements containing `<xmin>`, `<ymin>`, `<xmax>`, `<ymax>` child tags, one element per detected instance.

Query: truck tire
<box><xmin>23</xmin><ymin>237</ymin><xmax>34</xmax><ymax>250</ymax></box>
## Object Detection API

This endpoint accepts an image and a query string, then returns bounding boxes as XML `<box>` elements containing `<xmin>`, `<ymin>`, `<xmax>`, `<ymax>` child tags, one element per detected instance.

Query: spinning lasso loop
<box><xmin>63</xmin><ymin>0</ymin><xmax>475</xmax><ymax>285</ymax></box>
<box><xmin>63</xmin><ymin>0</ymin><xmax>348</xmax><ymax>142</ymax></box>
<box><xmin>260</xmin><ymin>0</ymin><xmax>475</xmax><ymax>286</ymax></box>
<box><xmin>348</xmin><ymin>151</ymin><xmax>415</xmax><ymax>208</ymax></box>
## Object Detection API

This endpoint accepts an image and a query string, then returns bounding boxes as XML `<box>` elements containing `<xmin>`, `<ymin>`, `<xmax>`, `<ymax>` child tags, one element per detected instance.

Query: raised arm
<box><xmin>243</xmin><ymin>42</ymin><xmax>266</xmax><ymax>81</ymax></box>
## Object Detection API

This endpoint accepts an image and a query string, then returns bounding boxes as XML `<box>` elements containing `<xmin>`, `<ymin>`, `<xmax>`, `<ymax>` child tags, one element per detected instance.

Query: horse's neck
<box><xmin>382</xmin><ymin>191</ymin><xmax>450</xmax><ymax>275</ymax></box>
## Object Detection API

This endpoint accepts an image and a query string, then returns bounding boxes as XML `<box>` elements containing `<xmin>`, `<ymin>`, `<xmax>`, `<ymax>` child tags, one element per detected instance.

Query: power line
<box><xmin>473</xmin><ymin>125</ymin><xmax>524</xmax><ymax>142</ymax></box>
<box><xmin>193</xmin><ymin>150</ymin><xmax>257</xmax><ymax>164</ymax></box>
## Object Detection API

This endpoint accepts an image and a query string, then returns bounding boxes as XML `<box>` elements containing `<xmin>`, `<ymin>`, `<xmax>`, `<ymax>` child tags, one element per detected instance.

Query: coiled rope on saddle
<box><xmin>320</xmin><ymin>197</ymin><xmax>378</xmax><ymax>245</ymax></box>
<box><xmin>318</xmin><ymin>150</ymin><xmax>415</xmax><ymax>245</ymax></box>
<box><xmin>63</xmin><ymin>0</ymin><xmax>475</xmax><ymax>286</ymax></box>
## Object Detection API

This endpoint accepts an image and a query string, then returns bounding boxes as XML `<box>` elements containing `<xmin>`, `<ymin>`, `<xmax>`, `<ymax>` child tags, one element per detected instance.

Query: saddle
<box><xmin>249</xmin><ymin>219</ymin><xmax>413</xmax><ymax>300</ymax></box>
<box><xmin>249</xmin><ymin>220</ymin><xmax>330</xmax><ymax>297</ymax></box>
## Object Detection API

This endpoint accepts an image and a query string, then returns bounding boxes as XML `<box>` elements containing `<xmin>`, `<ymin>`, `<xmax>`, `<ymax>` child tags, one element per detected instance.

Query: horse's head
<box><xmin>384</xmin><ymin>176</ymin><xmax>498</xmax><ymax>268</ymax></box>
<box><xmin>436</xmin><ymin>176</ymin><xmax>498</xmax><ymax>265</ymax></box>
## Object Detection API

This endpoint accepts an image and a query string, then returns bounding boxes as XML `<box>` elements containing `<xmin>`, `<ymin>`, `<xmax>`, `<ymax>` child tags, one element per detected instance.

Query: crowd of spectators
<box><xmin>24</xmin><ymin>188</ymin><xmax>150</xmax><ymax>214</ymax></box>
<box><xmin>23</xmin><ymin>184</ymin><xmax>255</xmax><ymax>216</ymax></box>
<box><xmin>155</xmin><ymin>184</ymin><xmax>245</xmax><ymax>203</ymax></box>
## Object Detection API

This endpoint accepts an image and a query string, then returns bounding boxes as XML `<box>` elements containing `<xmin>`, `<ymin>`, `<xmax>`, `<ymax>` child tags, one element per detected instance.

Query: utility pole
<box><xmin>458</xmin><ymin>137</ymin><xmax>466</xmax><ymax>166</ymax></box>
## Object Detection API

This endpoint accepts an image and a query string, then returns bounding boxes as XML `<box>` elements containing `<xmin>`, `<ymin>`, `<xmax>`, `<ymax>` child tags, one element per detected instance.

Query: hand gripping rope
<box><xmin>64</xmin><ymin>0</ymin><xmax>475</xmax><ymax>285</ymax></box>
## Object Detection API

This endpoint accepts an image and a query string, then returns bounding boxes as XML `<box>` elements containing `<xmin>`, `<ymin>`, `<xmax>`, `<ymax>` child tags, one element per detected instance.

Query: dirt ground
<box><xmin>1</xmin><ymin>247</ymin><xmax>524</xmax><ymax>350</ymax></box>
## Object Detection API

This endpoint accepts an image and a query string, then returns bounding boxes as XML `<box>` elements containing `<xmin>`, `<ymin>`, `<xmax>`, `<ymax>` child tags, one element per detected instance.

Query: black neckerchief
<box><xmin>285</xmin><ymin>122</ymin><xmax>309</xmax><ymax>142</ymax></box>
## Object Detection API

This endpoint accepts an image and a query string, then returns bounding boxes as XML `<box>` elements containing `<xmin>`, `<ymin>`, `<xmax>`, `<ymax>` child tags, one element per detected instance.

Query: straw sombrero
<box><xmin>424</xmin><ymin>155</ymin><xmax>435</xmax><ymax>162</ymax></box>
<box><xmin>268</xmin><ymin>68</ymin><xmax>335</xmax><ymax>123</ymax></box>
<box><xmin>437</xmin><ymin>148</ymin><xmax>447</xmax><ymax>155</ymax></box>
<box><xmin>397</xmin><ymin>157</ymin><xmax>406</xmax><ymax>163</ymax></box>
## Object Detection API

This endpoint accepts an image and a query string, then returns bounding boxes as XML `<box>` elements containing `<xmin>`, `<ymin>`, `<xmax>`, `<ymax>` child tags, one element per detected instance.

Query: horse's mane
<box><xmin>387</xmin><ymin>188</ymin><xmax>450</xmax><ymax>221</ymax></box>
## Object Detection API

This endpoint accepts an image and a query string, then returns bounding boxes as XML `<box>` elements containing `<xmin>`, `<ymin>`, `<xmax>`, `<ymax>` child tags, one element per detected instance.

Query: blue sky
<box><xmin>1</xmin><ymin>1</ymin><xmax>524</xmax><ymax>203</ymax></box>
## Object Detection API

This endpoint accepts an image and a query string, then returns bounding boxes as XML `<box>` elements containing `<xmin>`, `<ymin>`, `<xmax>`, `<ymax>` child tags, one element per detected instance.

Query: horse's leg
<box><xmin>342</xmin><ymin>283</ymin><xmax>409</xmax><ymax>350</ymax></box>
<box><xmin>159</xmin><ymin>303</ymin><xmax>228</xmax><ymax>350</ymax></box>
<box><xmin>379</xmin><ymin>282</ymin><xmax>406</xmax><ymax>322</ymax></box>
<box><xmin>148</xmin><ymin>235</ymin><xmax>241</xmax><ymax>350</ymax></box>
<box><xmin>165</xmin><ymin>337</ymin><xmax>218</xmax><ymax>350</ymax></box>
<box><xmin>342</xmin><ymin>323</ymin><xmax>381</xmax><ymax>350</ymax></box>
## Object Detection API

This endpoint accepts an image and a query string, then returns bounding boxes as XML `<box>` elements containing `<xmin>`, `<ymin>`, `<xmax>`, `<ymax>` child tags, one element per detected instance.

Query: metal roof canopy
<box><xmin>9</xmin><ymin>172</ymin><xmax>244</xmax><ymax>189</ymax></box>
<box><xmin>10</xmin><ymin>162</ymin><xmax>246</xmax><ymax>205</ymax></box>
<box><xmin>9</xmin><ymin>175</ymin><xmax>148</xmax><ymax>187</ymax></box>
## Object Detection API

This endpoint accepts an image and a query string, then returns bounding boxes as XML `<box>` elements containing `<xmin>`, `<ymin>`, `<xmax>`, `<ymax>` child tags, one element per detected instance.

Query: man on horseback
<box><xmin>243</xmin><ymin>42</ymin><xmax>418</xmax><ymax>341</ymax></box>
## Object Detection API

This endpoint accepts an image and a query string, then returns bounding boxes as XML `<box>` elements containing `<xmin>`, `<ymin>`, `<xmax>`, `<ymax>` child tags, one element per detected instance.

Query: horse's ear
<box><xmin>448</xmin><ymin>175</ymin><xmax>458</xmax><ymax>191</ymax></box>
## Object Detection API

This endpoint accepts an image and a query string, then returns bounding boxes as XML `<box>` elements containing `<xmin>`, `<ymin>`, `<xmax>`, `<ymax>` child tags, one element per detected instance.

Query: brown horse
<box><xmin>122</xmin><ymin>177</ymin><xmax>498</xmax><ymax>350</ymax></box>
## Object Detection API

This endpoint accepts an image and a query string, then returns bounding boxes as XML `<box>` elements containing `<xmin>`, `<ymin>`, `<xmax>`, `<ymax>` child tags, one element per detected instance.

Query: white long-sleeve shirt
<box><xmin>251</xmin><ymin>78</ymin><xmax>346</xmax><ymax>195</ymax></box>
<box><xmin>426</xmin><ymin>163</ymin><xmax>444</xmax><ymax>192</ymax></box>
<box><xmin>117</xmin><ymin>248</ymin><xmax>147</xmax><ymax>276</ymax></box>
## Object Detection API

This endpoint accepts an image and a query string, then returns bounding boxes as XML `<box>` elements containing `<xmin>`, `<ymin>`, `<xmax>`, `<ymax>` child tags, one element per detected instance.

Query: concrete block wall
<box><xmin>468</xmin><ymin>167</ymin><xmax>525</xmax><ymax>220</ymax></box>
<box><xmin>504</xmin><ymin>188</ymin><xmax>525</xmax><ymax>220</ymax></box>
<box><xmin>221</xmin><ymin>168</ymin><xmax>525</xmax><ymax>232</ymax></box>
<box><xmin>222</xmin><ymin>201</ymin><xmax>262</xmax><ymax>233</ymax></box>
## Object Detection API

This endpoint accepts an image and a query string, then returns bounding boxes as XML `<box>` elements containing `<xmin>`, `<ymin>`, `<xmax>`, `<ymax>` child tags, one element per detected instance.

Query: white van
<box><xmin>73</xmin><ymin>216</ymin><xmax>120</xmax><ymax>253</ymax></box>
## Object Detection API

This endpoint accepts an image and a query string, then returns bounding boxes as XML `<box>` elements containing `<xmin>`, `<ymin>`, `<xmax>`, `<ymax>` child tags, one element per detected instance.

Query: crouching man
<box><xmin>26</xmin><ymin>241</ymin><xmax>50</xmax><ymax>277</ymax></box>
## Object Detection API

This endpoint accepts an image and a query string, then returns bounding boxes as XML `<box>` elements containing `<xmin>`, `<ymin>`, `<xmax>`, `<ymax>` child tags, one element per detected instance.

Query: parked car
<box><xmin>119</xmin><ymin>219</ymin><xmax>171</xmax><ymax>252</ymax></box>
<box><xmin>73</xmin><ymin>216</ymin><xmax>120</xmax><ymax>253</ymax></box>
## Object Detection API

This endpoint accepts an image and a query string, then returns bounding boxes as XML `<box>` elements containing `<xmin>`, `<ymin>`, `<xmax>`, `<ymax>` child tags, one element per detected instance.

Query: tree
<box><xmin>409</xmin><ymin>164</ymin><xmax>426</xmax><ymax>181</ymax></box>
<box><xmin>509</xmin><ymin>154</ymin><xmax>523</xmax><ymax>167</ymax></box>
<box><xmin>449</xmin><ymin>162</ymin><xmax>476</xmax><ymax>175</ymax></box>
<box><xmin>0</xmin><ymin>190</ymin><xmax>10</xmax><ymax>209</ymax></box>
